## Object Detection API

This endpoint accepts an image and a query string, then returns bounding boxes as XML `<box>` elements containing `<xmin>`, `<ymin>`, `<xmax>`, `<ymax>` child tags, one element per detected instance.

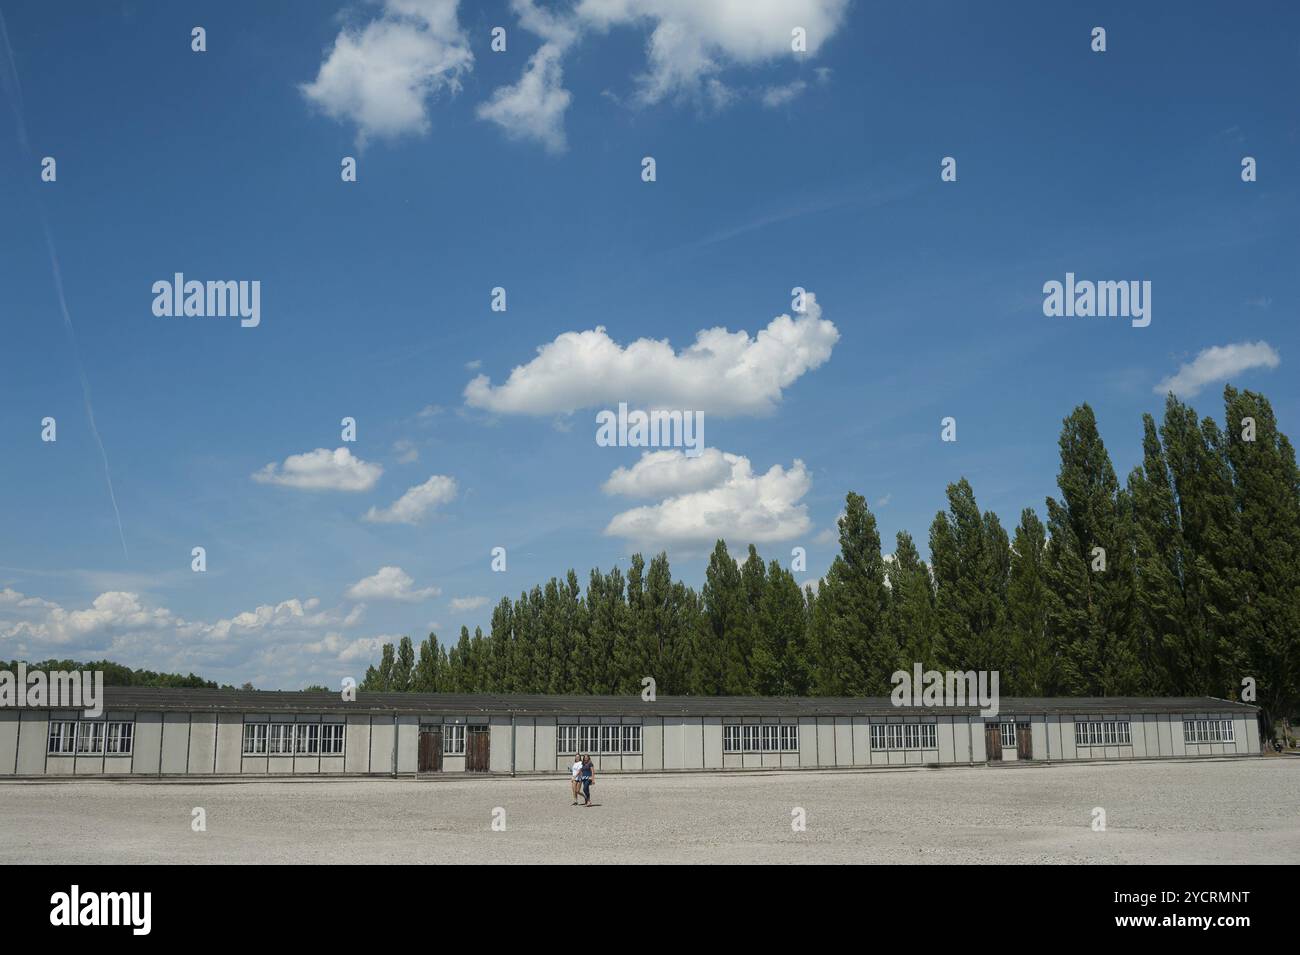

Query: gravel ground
<box><xmin>1</xmin><ymin>758</ymin><xmax>1296</xmax><ymax>864</ymax></box>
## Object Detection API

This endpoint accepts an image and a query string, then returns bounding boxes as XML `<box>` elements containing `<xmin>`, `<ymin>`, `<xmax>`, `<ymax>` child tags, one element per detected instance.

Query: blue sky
<box><xmin>1</xmin><ymin>0</ymin><xmax>1296</xmax><ymax>688</ymax></box>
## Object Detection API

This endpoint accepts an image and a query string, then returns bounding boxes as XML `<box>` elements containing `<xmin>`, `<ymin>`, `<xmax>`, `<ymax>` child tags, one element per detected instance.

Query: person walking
<box><xmin>570</xmin><ymin>754</ymin><xmax>584</xmax><ymax>805</ymax></box>
<box><xmin>580</xmin><ymin>755</ymin><xmax>595</xmax><ymax>806</ymax></box>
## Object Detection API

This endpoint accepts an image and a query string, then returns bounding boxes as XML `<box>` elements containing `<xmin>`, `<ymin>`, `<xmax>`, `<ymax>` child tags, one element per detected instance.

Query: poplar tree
<box><xmin>1007</xmin><ymin>508</ymin><xmax>1054</xmax><ymax>694</ymax></box>
<box><xmin>1223</xmin><ymin>386</ymin><xmax>1300</xmax><ymax>738</ymax></box>
<box><xmin>885</xmin><ymin>530</ymin><xmax>937</xmax><ymax>672</ymax></box>
<box><xmin>1044</xmin><ymin>405</ymin><xmax>1140</xmax><ymax>695</ymax></box>
<box><xmin>808</xmin><ymin>492</ymin><xmax>891</xmax><ymax>694</ymax></box>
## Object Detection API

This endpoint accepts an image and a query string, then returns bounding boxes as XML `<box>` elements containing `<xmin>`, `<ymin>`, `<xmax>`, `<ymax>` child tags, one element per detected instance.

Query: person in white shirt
<box><xmin>570</xmin><ymin>755</ymin><xmax>584</xmax><ymax>805</ymax></box>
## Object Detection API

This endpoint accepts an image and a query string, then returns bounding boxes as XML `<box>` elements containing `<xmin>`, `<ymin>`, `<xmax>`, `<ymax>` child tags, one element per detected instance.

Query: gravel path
<box><xmin>1</xmin><ymin>758</ymin><xmax>1295</xmax><ymax>864</ymax></box>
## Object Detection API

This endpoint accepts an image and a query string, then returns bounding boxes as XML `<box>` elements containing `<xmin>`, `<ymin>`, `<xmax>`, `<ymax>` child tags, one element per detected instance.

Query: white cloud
<box><xmin>603</xmin><ymin>450</ymin><xmax>811</xmax><ymax>547</ymax></box>
<box><xmin>761</xmin><ymin>80</ymin><xmax>807</xmax><ymax>108</ymax></box>
<box><xmin>393</xmin><ymin>439</ymin><xmax>419</xmax><ymax>464</ymax></box>
<box><xmin>477</xmin><ymin>41</ymin><xmax>573</xmax><ymax>153</ymax></box>
<box><xmin>465</xmin><ymin>293</ymin><xmax>837</xmax><ymax>417</ymax></box>
<box><xmin>1154</xmin><ymin>341</ymin><xmax>1280</xmax><ymax>397</ymax></box>
<box><xmin>449</xmin><ymin>595</ymin><xmax>490</xmax><ymax>612</ymax></box>
<box><xmin>363</xmin><ymin>474</ymin><xmax>458</xmax><ymax>524</ymax></box>
<box><xmin>300</xmin><ymin>0</ymin><xmax>473</xmax><ymax>144</ymax></box>
<box><xmin>476</xmin><ymin>0</ymin><xmax>847</xmax><ymax>150</ymax></box>
<box><xmin>602</xmin><ymin>448</ymin><xmax>733</xmax><ymax>498</ymax></box>
<box><xmin>346</xmin><ymin>566</ymin><xmax>440</xmax><ymax>602</ymax></box>
<box><xmin>576</xmin><ymin>0</ymin><xmax>848</xmax><ymax>105</ymax></box>
<box><xmin>302</xmin><ymin>632</ymin><xmax>392</xmax><ymax>663</ymax></box>
<box><xmin>252</xmin><ymin>447</ymin><xmax>383</xmax><ymax>492</ymax></box>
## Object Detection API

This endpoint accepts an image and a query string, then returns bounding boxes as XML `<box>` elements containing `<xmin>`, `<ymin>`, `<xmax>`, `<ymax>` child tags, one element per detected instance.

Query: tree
<box><xmin>1007</xmin><ymin>508</ymin><xmax>1054</xmax><ymax>694</ymax></box>
<box><xmin>1044</xmin><ymin>404</ymin><xmax>1141</xmax><ymax>695</ymax></box>
<box><xmin>808</xmin><ymin>493</ymin><xmax>892</xmax><ymax>694</ymax></box>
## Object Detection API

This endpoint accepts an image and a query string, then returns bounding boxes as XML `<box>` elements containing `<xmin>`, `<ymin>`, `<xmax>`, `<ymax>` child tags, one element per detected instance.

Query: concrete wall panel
<box><xmin>160</xmin><ymin>713</ymin><xmax>190</xmax><ymax>774</ymax></box>
<box><xmin>0</xmin><ymin>711</ymin><xmax>18</xmax><ymax>775</ymax></box>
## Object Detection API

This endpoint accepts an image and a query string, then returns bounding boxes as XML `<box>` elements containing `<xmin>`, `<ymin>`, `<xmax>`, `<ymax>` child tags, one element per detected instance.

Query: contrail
<box><xmin>0</xmin><ymin>9</ymin><xmax>128</xmax><ymax>560</ymax></box>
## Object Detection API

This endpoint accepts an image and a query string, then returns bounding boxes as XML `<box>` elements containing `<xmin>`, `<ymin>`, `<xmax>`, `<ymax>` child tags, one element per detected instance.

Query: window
<box><xmin>1074</xmin><ymin>721</ymin><xmax>1132</xmax><ymax>747</ymax></box>
<box><xmin>320</xmin><ymin>723</ymin><xmax>344</xmax><ymax>756</ymax></box>
<box><xmin>47</xmin><ymin>721</ymin><xmax>76</xmax><ymax>755</ymax></box>
<box><xmin>557</xmin><ymin>725</ymin><xmax>578</xmax><ymax>754</ymax></box>
<box><xmin>780</xmin><ymin>724</ymin><xmax>799</xmax><ymax>751</ymax></box>
<box><xmin>295</xmin><ymin>723</ymin><xmax>320</xmax><ymax>755</ymax></box>
<box><xmin>999</xmin><ymin>723</ymin><xmax>1017</xmax><ymax>748</ymax></box>
<box><xmin>444</xmin><ymin>724</ymin><xmax>466</xmax><ymax>755</ymax></box>
<box><xmin>600</xmin><ymin>725</ymin><xmax>620</xmax><ymax>754</ymax></box>
<box><xmin>106</xmin><ymin>721</ymin><xmax>134</xmax><ymax>755</ymax></box>
<box><xmin>724</xmin><ymin>723</ymin><xmax>799</xmax><ymax>753</ymax></box>
<box><xmin>621</xmin><ymin>724</ymin><xmax>641</xmax><ymax>754</ymax></box>
<box><xmin>1183</xmin><ymin>719</ymin><xmax>1234</xmax><ymax>744</ymax></box>
<box><xmin>268</xmin><ymin>723</ymin><xmax>295</xmax><ymax>755</ymax></box>
<box><xmin>870</xmin><ymin>721</ymin><xmax>940</xmax><ymax>751</ymax></box>
<box><xmin>575</xmin><ymin>724</ymin><xmax>599</xmax><ymax>755</ymax></box>
<box><xmin>723</xmin><ymin>725</ymin><xmax>741</xmax><ymax>753</ymax></box>
<box><xmin>243</xmin><ymin>722</ymin><xmax>268</xmax><ymax>755</ymax></box>
<box><xmin>74</xmin><ymin>721</ymin><xmax>105</xmax><ymax>754</ymax></box>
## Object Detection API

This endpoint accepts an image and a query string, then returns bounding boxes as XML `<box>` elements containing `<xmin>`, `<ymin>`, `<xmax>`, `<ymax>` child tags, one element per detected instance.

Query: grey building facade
<box><xmin>0</xmin><ymin>689</ymin><xmax>1260</xmax><ymax>777</ymax></box>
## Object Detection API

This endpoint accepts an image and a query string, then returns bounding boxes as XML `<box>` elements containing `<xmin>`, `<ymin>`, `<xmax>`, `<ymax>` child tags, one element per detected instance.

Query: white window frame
<box><xmin>557</xmin><ymin>725</ymin><xmax>578</xmax><ymax>755</ymax></box>
<box><xmin>106</xmin><ymin>721</ymin><xmax>134</xmax><ymax>755</ymax></box>
<box><xmin>320</xmin><ymin>723</ymin><xmax>344</xmax><ymax>756</ymax></box>
<box><xmin>444</xmin><ymin>723</ymin><xmax>467</xmax><ymax>755</ymax></box>
<box><xmin>294</xmin><ymin>723</ymin><xmax>320</xmax><ymax>755</ymax></box>
<box><xmin>75</xmin><ymin>721</ymin><xmax>105</xmax><ymax>755</ymax></box>
<box><xmin>1184</xmin><ymin>719</ymin><xmax>1234</xmax><ymax>744</ymax></box>
<box><xmin>621</xmin><ymin>724</ymin><xmax>641</xmax><ymax>754</ymax></box>
<box><xmin>243</xmin><ymin>722</ymin><xmax>268</xmax><ymax>756</ymax></box>
<box><xmin>47</xmin><ymin>720</ymin><xmax>77</xmax><ymax>755</ymax></box>
<box><xmin>723</xmin><ymin>725</ymin><xmax>741</xmax><ymax>753</ymax></box>
<box><xmin>268</xmin><ymin>722</ymin><xmax>295</xmax><ymax>755</ymax></box>
<box><xmin>999</xmin><ymin>722</ymin><xmax>1017</xmax><ymax>749</ymax></box>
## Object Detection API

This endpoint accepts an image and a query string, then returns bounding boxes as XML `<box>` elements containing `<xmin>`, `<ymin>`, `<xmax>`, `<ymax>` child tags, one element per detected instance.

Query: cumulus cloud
<box><xmin>602</xmin><ymin>448</ymin><xmax>733</xmax><ymax>498</ymax></box>
<box><xmin>449</xmin><ymin>595</ymin><xmax>490</xmax><ymax>612</ymax></box>
<box><xmin>363</xmin><ymin>474</ymin><xmax>458</xmax><ymax>524</ymax></box>
<box><xmin>1153</xmin><ymin>341</ymin><xmax>1280</xmax><ymax>397</ymax></box>
<box><xmin>302</xmin><ymin>632</ymin><xmax>392</xmax><ymax>663</ymax></box>
<box><xmin>603</xmin><ymin>450</ymin><xmax>811</xmax><ymax>547</ymax></box>
<box><xmin>346</xmin><ymin>566</ymin><xmax>440</xmax><ymax>602</ymax></box>
<box><xmin>465</xmin><ymin>293</ymin><xmax>837</xmax><ymax>417</ymax></box>
<box><xmin>0</xmin><ymin>587</ymin><xmax>362</xmax><ymax>648</ymax></box>
<box><xmin>253</xmin><ymin>447</ymin><xmax>383</xmax><ymax>492</ymax></box>
<box><xmin>476</xmin><ymin>2</ymin><xmax>577</xmax><ymax>152</ymax></box>
<box><xmin>300</xmin><ymin>0</ymin><xmax>473</xmax><ymax>144</ymax></box>
<box><xmin>477</xmin><ymin>0</ymin><xmax>847</xmax><ymax>149</ymax></box>
<box><xmin>576</xmin><ymin>0</ymin><xmax>848</xmax><ymax>105</ymax></box>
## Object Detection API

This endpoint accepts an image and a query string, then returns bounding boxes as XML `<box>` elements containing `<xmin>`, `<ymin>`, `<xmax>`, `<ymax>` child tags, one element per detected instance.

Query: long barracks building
<box><xmin>0</xmin><ymin>688</ymin><xmax>1260</xmax><ymax>777</ymax></box>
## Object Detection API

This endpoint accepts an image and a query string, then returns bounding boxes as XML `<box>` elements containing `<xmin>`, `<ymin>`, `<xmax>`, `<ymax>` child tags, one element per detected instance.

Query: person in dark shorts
<box><xmin>580</xmin><ymin>755</ymin><xmax>595</xmax><ymax>806</ymax></box>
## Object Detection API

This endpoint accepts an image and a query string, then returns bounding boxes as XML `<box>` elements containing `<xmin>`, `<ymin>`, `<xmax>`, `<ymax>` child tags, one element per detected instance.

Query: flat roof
<box><xmin>45</xmin><ymin>687</ymin><xmax>1260</xmax><ymax>718</ymax></box>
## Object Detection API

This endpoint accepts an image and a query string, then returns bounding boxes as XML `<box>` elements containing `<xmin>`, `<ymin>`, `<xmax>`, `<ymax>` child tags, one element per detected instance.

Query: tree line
<box><xmin>360</xmin><ymin>386</ymin><xmax>1299</xmax><ymax>734</ymax></box>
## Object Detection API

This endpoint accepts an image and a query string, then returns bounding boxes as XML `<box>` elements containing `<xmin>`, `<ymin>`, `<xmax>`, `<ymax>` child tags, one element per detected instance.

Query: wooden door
<box><xmin>418</xmin><ymin>728</ymin><xmax>442</xmax><ymax>772</ymax></box>
<box><xmin>466</xmin><ymin>726</ymin><xmax>490</xmax><ymax>773</ymax></box>
<box><xmin>1016</xmin><ymin>723</ymin><xmax>1032</xmax><ymax>760</ymax></box>
<box><xmin>985</xmin><ymin>723</ymin><xmax>1003</xmax><ymax>761</ymax></box>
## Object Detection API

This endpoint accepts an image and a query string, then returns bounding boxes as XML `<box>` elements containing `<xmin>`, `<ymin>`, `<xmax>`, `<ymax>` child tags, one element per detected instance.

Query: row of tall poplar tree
<box><xmin>361</xmin><ymin>386</ymin><xmax>1299</xmax><ymax>734</ymax></box>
